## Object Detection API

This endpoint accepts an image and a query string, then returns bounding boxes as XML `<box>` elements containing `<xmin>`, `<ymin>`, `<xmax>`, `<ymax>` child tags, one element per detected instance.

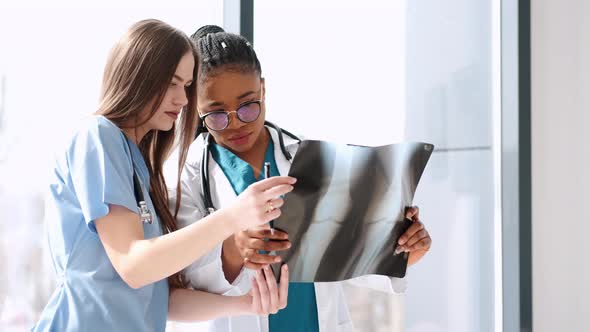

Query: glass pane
<box><xmin>255</xmin><ymin>0</ymin><xmax>497</xmax><ymax>331</ymax></box>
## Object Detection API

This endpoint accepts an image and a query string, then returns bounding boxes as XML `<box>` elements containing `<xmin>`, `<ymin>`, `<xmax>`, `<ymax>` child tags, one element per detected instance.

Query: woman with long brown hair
<box><xmin>33</xmin><ymin>19</ymin><xmax>292</xmax><ymax>331</ymax></box>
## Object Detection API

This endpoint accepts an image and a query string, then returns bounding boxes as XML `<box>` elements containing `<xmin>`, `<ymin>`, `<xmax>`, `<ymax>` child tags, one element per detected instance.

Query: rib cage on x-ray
<box><xmin>272</xmin><ymin>140</ymin><xmax>433</xmax><ymax>282</ymax></box>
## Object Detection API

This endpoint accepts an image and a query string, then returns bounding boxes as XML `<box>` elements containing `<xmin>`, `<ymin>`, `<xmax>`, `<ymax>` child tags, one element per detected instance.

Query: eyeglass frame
<box><xmin>197</xmin><ymin>98</ymin><xmax>264</xmax><ymax>131</ymax></box>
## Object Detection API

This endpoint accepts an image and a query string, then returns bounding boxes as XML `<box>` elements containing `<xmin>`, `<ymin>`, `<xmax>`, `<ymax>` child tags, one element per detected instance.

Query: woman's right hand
<box><xmin>247</xmin><ymin>264</ymin><xmax>289</xmax><ymax>315</ymax></box>
<box><xmin>225</xmin><ymin>176</ymin><xmax>296</xmax><ymax>232</ymax></box>
<box><xmin>234</xmin><ymin>225</ymin><xmax>291</xmax><ymax>270</ymax></box>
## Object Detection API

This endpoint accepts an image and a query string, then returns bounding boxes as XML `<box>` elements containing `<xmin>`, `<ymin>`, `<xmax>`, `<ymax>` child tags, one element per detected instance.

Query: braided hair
<box><xmin>191</xmin><ymin>25</ymin><xmax>261</xmax><ymax>80</ymax></box>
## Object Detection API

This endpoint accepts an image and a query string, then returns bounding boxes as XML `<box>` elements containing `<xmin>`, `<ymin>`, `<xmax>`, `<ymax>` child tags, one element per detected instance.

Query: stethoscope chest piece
<box><xmin>125</xmin><ymin>135</ymin><xmax>154</xmax><ymax>225</ymax></box>
<box><xmin>138</xmin><ymin>200</ymin><xmax>153</xmax><ymax>224</ymax></box>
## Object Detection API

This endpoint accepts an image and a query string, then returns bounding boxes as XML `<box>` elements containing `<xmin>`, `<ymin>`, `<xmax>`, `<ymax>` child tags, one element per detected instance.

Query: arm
<box><xmin>221</xmin><ymin>236</ymin><xmax>245</xmax><ymax>283</ymax></box>
<box><xmin>167</xmin><ymin>162</ymin><xmax>285</xmax><ymax>285</ymax></box>
<box><xmin>168</xmin><ymin>288</ymin><xmax>250</xmax><ymax>321</ymax></box>
<box><xmin>168</xmin><ymin>264</ymin><xmax>289</xmax><ymax>322</ymax></box>
<box><xmin>231</xmin><ymin>226</ymin><xmax>290</xmax><ymax>271</ymax></box>
<box><xmin>96</xmin><ymin>204</ymin><xmax>235</xmax><ymax>289</ymax></box>
<box><xmin>96</xmin><ymin>176</ymin><xmax>295</xmax><ymax>289</ymax></box>
<box><xmin>222</xmin><ymin>207</ymin><xmax>290</xmax><ymax>281</ymax></box>
<box><xmin>221</xmin><ymin>223</ymin><xmax>291</xmax><ymax>282</ymax></box>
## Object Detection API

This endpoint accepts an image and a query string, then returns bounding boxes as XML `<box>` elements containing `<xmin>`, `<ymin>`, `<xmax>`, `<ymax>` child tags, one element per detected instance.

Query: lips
<box><xmin>165</xmin><ymin>111</ymin><xmax>179</xmax><ymax>120</ymax></box>
<box><xmin>227</xmin><ymin>132</ymin><xmax>253</xmax><ymax>145</ymax></box>
<box><xmin>229</xmin><ymin>132</ymin><xmax>251</xmax><ymax>141</ymax></box>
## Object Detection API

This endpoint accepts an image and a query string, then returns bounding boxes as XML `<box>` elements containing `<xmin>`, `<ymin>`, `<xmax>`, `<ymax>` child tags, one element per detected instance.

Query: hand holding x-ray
<box><xmin>234</xmin><ymin>225</ymin><xmax>290</xmax><ymax>270</ymax></box>
<box><xmin>271</xmin><ymin>140</ymin><xmax>434</xmax><ymax>282</ymax></box>
<box><xmin>398</xmin><ymin>206</ymin><xmax>432</xmax><ymax>266</ymax></box>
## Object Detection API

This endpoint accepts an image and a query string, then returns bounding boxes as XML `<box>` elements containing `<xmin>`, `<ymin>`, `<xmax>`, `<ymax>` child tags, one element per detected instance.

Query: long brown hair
<box><xmin>96</xmin><ymin>19</ymin><xmax>198</xmax><ymax>288</ymax></box>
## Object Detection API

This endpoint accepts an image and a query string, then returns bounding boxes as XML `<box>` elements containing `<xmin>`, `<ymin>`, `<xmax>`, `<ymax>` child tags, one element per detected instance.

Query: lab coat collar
<box><xmin>267</xmin><ymin>124</ymin><xmax>300</xmax><ymax>177</ymax></box>
<box><xmin>208</xmin><ymin>124</ymin><xmax>300</xmax><ymax>210</ymax></box>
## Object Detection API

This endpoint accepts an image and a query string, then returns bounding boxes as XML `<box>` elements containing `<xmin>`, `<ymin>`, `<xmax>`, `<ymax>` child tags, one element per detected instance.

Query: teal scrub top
<box><xmin>210</xmin><ymin>139</ymin><xmax>319</xmax><ymax>332</ymax></box>
<box><xmin>33</xmin><ymin>116</ymin><xmax>169</xmax><ymax>331</ymax></box>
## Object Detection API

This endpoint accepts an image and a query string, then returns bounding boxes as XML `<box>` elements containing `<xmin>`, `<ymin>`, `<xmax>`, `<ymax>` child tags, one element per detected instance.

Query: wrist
<box><xmin>235</xmin><ymin>294</ymin><xmax>253</xmax><ymax>315</ymax></box>
<box><xmin>214</xmin><ymin>208</ymin><xmax>241</xmax><ymax>237</ymax></box>
<box><xmin>221</xmin><ymin>237</ymin><xmax>245</xmax><ymax>283</ymax></box>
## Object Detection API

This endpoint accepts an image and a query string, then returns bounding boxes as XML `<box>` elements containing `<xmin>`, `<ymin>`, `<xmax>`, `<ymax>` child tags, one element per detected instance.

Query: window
<box><xmin>254</xmin><ymin>1</ymin><xmax>500</xmax><ymax>330</ymax></box>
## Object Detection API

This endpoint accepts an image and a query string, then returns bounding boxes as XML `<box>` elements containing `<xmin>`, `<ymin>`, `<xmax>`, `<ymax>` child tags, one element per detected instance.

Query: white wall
<box><xmin>532</xmin><ymin>0</ymin><xmax>590</xmax><ymax>331</ymax></box>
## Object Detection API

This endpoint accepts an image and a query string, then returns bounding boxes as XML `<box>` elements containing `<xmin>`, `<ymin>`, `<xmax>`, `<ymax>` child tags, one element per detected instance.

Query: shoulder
<box><xmin>63</xmin><ymin>116</ymin><xmax>130</xmax><ymax>166</ymax></box>
<box><xmin>68</xmin><ymin>115</ymin><xmax>126</xmax><ymax>149</ymax></box>
<box><xmin>87</xmin><ymin>115</ymin><xmax>126</xmax><ymax>143</ymax></box>
<box><xmin>267</xmin><ymin>124</ymin><xmax>301</xmax><ymax>147</ymax></box>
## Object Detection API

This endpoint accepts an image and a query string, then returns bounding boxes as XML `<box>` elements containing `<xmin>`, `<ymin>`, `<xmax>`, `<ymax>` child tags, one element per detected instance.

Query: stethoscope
<box><xmin>125</xmin><ymin>137</ymin><xmax>154</xmax><ymax>224</ymax></box>
<box><xmin>196</xmin><ymin>120</ymin><xmax>301</xmax><ymax>215</ymax></box>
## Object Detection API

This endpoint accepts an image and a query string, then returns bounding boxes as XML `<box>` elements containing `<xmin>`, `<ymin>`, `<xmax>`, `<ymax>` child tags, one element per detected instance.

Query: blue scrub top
<box><xmin>210</xmin><ymin>138</ymin><xmax>320</xmax><ymax>332</ymax></box>
<box><xmin>33</xmin><ymin>116</ymin><xmax>169</xmax><ymax>331</ymax></box>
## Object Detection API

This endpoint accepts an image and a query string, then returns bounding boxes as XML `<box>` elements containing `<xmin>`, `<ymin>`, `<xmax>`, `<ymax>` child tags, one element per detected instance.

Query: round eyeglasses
<box><xmin>199</xmin><ymin>100</ymin><xmax>262</xmax><ymax>131</ymax></box>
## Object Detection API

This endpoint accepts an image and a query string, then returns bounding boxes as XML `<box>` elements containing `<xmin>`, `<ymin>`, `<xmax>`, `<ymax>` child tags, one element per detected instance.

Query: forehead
<box><xmin>197</xmin><ymin>71</ymin><xmax>261</xmax><ymax>100</ymax></box>
<box><xmin>174</xmin><ymin>51</ymin><xmax>195</xmax><ymax>80</ymax></box>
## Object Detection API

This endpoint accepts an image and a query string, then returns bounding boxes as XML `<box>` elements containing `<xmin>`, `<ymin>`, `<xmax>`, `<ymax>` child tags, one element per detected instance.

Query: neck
<box><xmin>122</xmin><ymin>126</ymin><xmax>148</xmax><ymax>145</ymax></box>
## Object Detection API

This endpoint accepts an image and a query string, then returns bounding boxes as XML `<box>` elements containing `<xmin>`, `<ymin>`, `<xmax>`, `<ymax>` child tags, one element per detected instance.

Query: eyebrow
<box><xmin>173</xmin><ymin>74</ymin><xmax>192</xmax><ymax>85</ymax></box>
<box><xmin>205</xmin><ymin>90</ymin><xmax>258</xmax><ymax>108</ymax></box>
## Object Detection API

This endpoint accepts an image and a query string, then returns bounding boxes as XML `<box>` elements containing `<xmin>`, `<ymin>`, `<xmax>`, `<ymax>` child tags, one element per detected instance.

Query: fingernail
<box><xmin>394</xmin><ymin>248</ymin><xmax>401</xmax><ymax>255</ymax></box>
<box><xmin>275</xmin><ymin>257</ymin><xmax>282</xmax><ymax>263</ymax></box>
<box><xmin>283</xmin><ymin>265</ymin><xmax>288</xmax><ymax>271</ymax></box>
<box><xmin>398</xmin><ymin>238</ymin><xmax>405</xmax><ymax>245</ymax></box>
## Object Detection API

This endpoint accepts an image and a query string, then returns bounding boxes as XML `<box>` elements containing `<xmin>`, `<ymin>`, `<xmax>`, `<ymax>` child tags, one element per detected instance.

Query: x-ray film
<box><xmin>272</xmin><ymin>140</ymin><xmax>434</xmax><ymax>282</ymax></box>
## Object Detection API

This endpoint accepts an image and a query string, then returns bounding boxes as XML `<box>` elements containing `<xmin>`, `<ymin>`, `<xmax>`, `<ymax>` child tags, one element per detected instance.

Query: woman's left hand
<box><xmin>247</xmin><ymin>264</ymin><xmax>289</xmax><ymax>316</ymax></box>
<box><xmin>395</xmin><ymin>206</ymin><xmax>432</xmax><ymax>266</ymax></box>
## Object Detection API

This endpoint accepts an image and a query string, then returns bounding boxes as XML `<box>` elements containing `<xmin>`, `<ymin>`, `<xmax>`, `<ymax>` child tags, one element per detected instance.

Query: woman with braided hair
<box><xmin>165</xmin><ymin>25</ymin><xmax>432</xmax><ymax>332</ymax></box>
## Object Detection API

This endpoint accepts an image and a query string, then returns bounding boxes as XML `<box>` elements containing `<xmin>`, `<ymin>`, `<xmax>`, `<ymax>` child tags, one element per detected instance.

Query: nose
<box><xmin>226</xmin><ymin>111</ymin><xmax>245</xmax><ymax>130</ymax></box>
<box><xmin>173</xmin><ymin>88</ymin><xmax>188</xmax><ymax>107</ymax></box>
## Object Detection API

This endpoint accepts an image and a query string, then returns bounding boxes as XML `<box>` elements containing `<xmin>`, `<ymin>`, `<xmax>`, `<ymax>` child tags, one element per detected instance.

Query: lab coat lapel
<box><xmin>208</xmin><ymin>152</ymin><xmax>238</xmax><ymax>210</ymax></box>
<box><xmin>209</xmin><ymin>125</ymin><xmax>299</xmax><ymax>207</ymax></box>
<box><xmin>268</xmin><ymin>125</ymin><xmax>299</xmax><ymax>176</ymax></box>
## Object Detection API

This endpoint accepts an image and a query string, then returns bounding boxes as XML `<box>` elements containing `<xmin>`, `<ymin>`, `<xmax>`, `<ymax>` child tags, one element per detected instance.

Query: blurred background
<box><xmin>1</xmin><ymin>0</ymin><xmax>589</xmax><ymax>331</ymax></box>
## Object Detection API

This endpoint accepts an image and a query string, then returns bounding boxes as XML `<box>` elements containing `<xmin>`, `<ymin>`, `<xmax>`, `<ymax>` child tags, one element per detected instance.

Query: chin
<box><xmin>225</xmin><ymin>140</ymin><xmax>256</xmax><ymax>153</ymax></box>
<box><xmin>157</xmin><ymin>121</ymin><xmax>175</xmax><ymax>132</ymax></box>
<box><xmin>225</xmin><ymin>143</ymin><xmax>250</xmax><ymax>153</ymax></box>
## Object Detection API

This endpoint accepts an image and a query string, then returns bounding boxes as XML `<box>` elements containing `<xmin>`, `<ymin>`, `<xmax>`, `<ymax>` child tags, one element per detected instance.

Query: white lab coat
<box><xmin>164</xmin><ymin>125</ymin><xmax>406</xmax><ymax>332</ymax></box>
